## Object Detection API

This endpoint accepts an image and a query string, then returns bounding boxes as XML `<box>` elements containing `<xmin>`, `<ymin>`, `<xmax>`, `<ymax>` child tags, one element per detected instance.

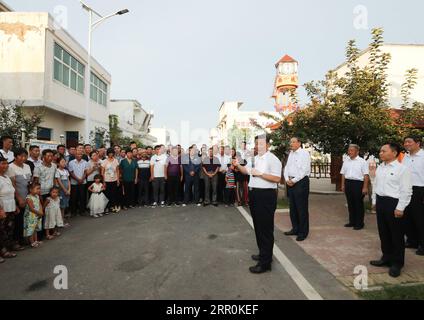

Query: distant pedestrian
<box><xmin>55</xmin><ymin>158</ymin><xmax>71</xmax><ymax>226</ymax></box>
<box><xmin>101</xmin><ymin>148</ymin><xmax>121</xmax><ymax>214</ymax></box>
<box><xmin>150</xmin><ymin>145</ymin><xmax>167</xmax><ymax>208</ymax></box>
<box><xmin>224</xmin><ymin>164</ymin><xmax>236</xmax><ymax>207</ymax></box>
<box><xmin>24</xmin><ymin>183</ymin><xmax>43</xmax><ymax>248</ymax></box>
<box><xmin>120</xmin><ymin>149</ymin><xmax>138</xmax><ymax>210</ymax></box>
<box><xmin>87</xmin><ymin>174</ymin><xmax>108</xmax><ymax>218</ymax></box>
<box><xmin>202</xmin><ymin>148</ymin><xmax>221</xmax><ymax>206</ymax></box>
<box><xmin>165</xmin><ymin>146</ymin><xmax>182</xmax><ymax>207</ymax></box>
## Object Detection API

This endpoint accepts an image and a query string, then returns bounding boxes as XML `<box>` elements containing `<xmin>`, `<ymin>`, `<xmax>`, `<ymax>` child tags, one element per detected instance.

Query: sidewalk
<box><xmin>274</xmin><ymin>194</ymin><xmax>424</xmax><ymax>293</ymax></box>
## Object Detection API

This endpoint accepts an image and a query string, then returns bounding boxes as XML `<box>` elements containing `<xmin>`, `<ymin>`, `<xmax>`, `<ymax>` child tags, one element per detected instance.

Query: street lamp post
<box><xmin>79</xmin><ymin>1</ymin><xmax>129</xmax><ymax>144</ymax></box>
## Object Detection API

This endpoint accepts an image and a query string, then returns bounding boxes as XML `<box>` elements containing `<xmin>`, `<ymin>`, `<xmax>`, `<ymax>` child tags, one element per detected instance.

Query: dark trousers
<box><xmin>105</xmin><ymin>181</ymin><xmax>118</xmax><ymax>208</ymax></box>
<box><xmin>123</xmin><ymin>181</ymin><xmax>136</xmax><ymax>207</ymax></box>
<box><xmin>184</xmin><ymin>174</ymin><xmax>200</xmax><ymax>204</ymax></box>
<box><xmin>0</xmin><ymin>212</ymin><xmax>15</xmax><ymax>250</ymax></box>
<box><xmin>345</xmin><ymin>179</ymin><xmax>365</xmax><ymax>228</ymax></box>
<box><xmin>204</xmin><ymin>174</ymin><xmax>218</xmax><ymax>204</ymax></box>
<box><xmin>249</xmin><ymin>188</ymin><xmax>277</xmax><ymax>266</ymax></box>
<box><xmin>167</xmin><ymin>175</ymin><xmax>180</xmax><ymax>204</ymax></box>
<box><xmin>70</xmin><ymin>184</ymin><xmax>87</xmax><ymax>215</ymax></box>
<box><xmin>405</xmin><ymin>186</ymin><xmax>424</xmax><ymax>247</ymax></box>
<box><xmin>287</xmin><ymin>177</ymin><xmax>310</xmax><ymax>238</ymax></box>
<box><xmin>217</xmin><ymin>172</ymin><xmax>226</xmax><ymax>203</ymax></box>
<box><xmin>152</xmin><ymin>177</ymin><xmax>166</xmax><ymax>203</ymax></box>
<box><xmin>224</xmin><ymin>188</ymin><xmax>236</xmax><ymax>205</ymax></box>
<box><xmin>376</xmin><ymin>195</ymin><xmax>405</xmax><ymax>267</ymax></box>
<box><xmin>14</xmin><ymin>207</ymin><xmax>25</xmax><ymax>244</ymax></box>
<box><xmin>138</xmin><ymin>178</ymin><xmax>150</xmax><ymax>205</ymax></box>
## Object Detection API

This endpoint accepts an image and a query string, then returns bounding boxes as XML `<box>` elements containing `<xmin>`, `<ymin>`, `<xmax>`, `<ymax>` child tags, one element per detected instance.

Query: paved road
<box><xmin>0</xmin><ymin>204</ymin><xmax>355</xmax><ymax>300</ymax></box>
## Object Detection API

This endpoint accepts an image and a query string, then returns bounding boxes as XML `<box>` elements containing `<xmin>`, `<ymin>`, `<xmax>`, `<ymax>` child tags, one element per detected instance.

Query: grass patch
<box><xmin>358</xmin><ymin>284</ymin><xmax>424</xmax><ymax>300</ymax></box>
<box><xmin>277</xmin><ymin>198</ymin><xmax>289</xmax><ymax>209</ymax></box>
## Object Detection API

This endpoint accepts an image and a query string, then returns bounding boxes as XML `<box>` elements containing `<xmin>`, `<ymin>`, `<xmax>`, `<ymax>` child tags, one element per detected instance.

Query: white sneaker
<box><xmin>197</xmin><ymin>203</ymin><xmax>202</xmax><ymax>207</ymax></box>
<box><xmin>160</xmin><ymin>201</ymin><xmax>165</xmax><ymax>207</ymax></box>
<box><xmin>182</xmin><ymin>204</ymin><xmax>187</xmax><ymax>207</ymax></box>
<box><xmin>152</xmin><ymin>202</ymin><xmax>157</xmax><ymax>208</ymax></box>
<box><xmin>93</xmin><ymin>214</ymin><xmax>99</xmax><ymax>218</ymax></box>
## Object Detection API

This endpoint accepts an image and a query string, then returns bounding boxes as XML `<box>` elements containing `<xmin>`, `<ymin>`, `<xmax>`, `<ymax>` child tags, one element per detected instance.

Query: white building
<box><xmin>211</xmin><ymin>101</ymin><xmax>279</xmax><ymax>147</ymax></box>
<box><xmin>109</xmin><ymin>99</ymin><xmax>156</xmax><ymax>146</ymax></box>
<box><xmin>333</xmin><ymin>44</ymin><xmax>424</xmax><ymax>108</ymax></box>
<box><xmin>150</xmin><ymin>127</ymin><xmax>171</xmax><ymax>146</ymax></box>
<box><xmin>0</xmin><ymin>11</ymin><xmax>111</xmax><ymax>147</ymax></box>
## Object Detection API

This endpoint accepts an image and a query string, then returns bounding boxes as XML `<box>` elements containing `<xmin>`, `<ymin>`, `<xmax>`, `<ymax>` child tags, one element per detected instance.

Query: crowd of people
<box><xmin>0</xmin><ymin>133</ymin><xmax>423</xmax><ymax>279</ymax></box>
<box><xmin>0</xmin><ymin>136</ymin><xmax>253</xmax><ymax>263</ymax></box>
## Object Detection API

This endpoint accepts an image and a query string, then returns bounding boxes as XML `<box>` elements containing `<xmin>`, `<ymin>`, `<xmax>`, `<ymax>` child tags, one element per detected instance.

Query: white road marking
<box><xmin>236</xmin><ymin>206</ymin><xmax>323</xmax><ymax>300</ymax></box>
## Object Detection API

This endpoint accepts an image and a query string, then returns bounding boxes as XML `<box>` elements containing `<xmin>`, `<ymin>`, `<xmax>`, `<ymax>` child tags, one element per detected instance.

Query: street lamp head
<box><xmin>116</xmin><ymin>9</ymin><xmax>129</xmax><ymax>15</ymax></box>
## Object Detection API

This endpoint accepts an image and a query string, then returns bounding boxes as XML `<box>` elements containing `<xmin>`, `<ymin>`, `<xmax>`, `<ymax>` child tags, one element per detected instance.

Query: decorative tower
<box><xmin>272</xmin><ymin>54</ymin><xmax>299</xmax><ymax>115</ymax></box>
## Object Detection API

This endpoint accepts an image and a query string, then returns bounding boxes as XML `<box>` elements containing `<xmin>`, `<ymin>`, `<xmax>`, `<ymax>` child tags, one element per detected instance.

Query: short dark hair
<box><xmin>107</xmin><ymin>147</ymin><xmax>115</xmax><ymax>156</ymax></box>
<box><xmin>146</xmin><ymin>146</ymin><xmax>153</xmax><ymax>150</ymax></box>
<box><xmin>404</xmin><ymin>135</ymin><xmax>422</xmax><ymax>146</ymax></box>
<box><xmin>125</xmin><ymin>148</ymin><xmax>133</xmax><ymax>154</ymax></box>
<box><xmin>130</xmin><ymin>141</ymin><xmax>136</xmax><ymax>145</ymax></box>
<box><xmin>42</xmin><ymin>149</ymin><xmax>54</xmax><ymax>157</ymax></box>
<box><xmin>1</xmin><ymin>135</ymin><xmax>13</xmax><ymax>142</ymax></box>
<box><xmin>385</xmin><ymin>143</ymin><xmax>401</xmax><ymax>156</ymax></box>
<box><xmin>28</xmin><ymin>182</ymin><xmax>41</xmax><ymax>190</ymax></box>
<box><xmin>89</xmin><ymin>151</ymin><xmax>98</xmax><ymax>157</ymax></box>
<box><xmin>57</xmin><ymin>144</ymin><xmax>66</xmax><ymax>150</ymax></box>
<box><xmin>29</xmin><ymin>145</ymin><xmax>40</xmax><ymax>151</ymax></box>
<box><xmin>49</xmin><ymin>186</ymin><xmax>60</xmax><ymax>194</ymax></box>
<box><xmin>291</xmin><ymin>136</ymin><xmax>302</xmax><ymax>144</ymax></box>
<box><xmin>93</xmin><ymin>174</ymin><xmax>103</xmax><ymax>181</ymax></box>
<box><xmin>84</xmin><ymin>144</ymin><xmax>91</xmax><ymax>148</ymax></box>
<box><xmin>77</xmin><ymin>143</ymin><xmax>84</xmax><ymax>147</ymax></box>
<box><xmin>255</xmin><ymin>134</ymin><xmax>271</xmax><ymax>144</ymax></box>
<box><xmin>14</xmin><ymin>147</ymin><xmax>28</xmax><ymax>157</ymax></box>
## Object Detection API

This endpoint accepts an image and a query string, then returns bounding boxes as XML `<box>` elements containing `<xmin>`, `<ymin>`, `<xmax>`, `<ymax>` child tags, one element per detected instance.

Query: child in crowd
<box><xmin>24</xmin><ymin>183</ymin><xmax>43</xmax><ymax>248</ymax></box>
<box><xmin>55</xmin><ymin>158</ymin><xmax>71</xmax><ymax>226</ymax></box>
<box><xmin>87</xmin><ymin>174</ymin><xmax>109</xmax><ymax>218</ymax></box>
<box><xmin>43</xmin><ymin>187</ymin><xmax>64</xmax><ymax>240</ymax></box>
<box><xmin>224</xmin><ymin>163</ymin><xmax>236</xmax><ymax>207</ymax></box>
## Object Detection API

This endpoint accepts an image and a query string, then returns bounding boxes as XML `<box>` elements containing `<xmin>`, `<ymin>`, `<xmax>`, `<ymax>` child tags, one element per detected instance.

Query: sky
<box><xmin>5</xmin><ymin>0</ymin><xmax>424</xmax><ymax>138</ymax></box>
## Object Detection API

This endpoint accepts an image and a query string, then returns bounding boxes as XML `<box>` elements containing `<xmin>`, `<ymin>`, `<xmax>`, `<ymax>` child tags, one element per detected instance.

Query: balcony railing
<box><xmin>310</xmin><ymin>162</ymin><xmax>331</xmax><ymax>179</ymax></box>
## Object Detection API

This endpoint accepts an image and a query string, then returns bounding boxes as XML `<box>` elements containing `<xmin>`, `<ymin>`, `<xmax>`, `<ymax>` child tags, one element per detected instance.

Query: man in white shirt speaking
<box><xmin>371</xmin><ymin>143</ymin><xmax>412</xmax><ymax>278</ymax></box>
<box><xmin>283</xmin><ymin>137</ymin><xmax>311</xmax><ymax>242</ymax></box>
<box><xmin>340</xmin><ymin>144</ymin><xmax>370</xmax><ymax>230</ymax></box>
<box><xmin>233</xmin><ymin>134</ymin><xmax>282</xmax><ymax>274</ymax></box>
<box><xmin>403</xmin><ymin>136</ymin><xmax>424</xmax><ymax>256</ymax></box>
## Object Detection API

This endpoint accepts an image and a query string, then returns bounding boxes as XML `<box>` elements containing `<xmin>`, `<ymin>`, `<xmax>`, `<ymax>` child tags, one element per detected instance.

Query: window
<box><xmin>90</xmin><ymin>72</ymin><xmax>108</xmax><ymax>106</ymax></box>
<box><xmin>53</xmin><ymin>43</ymin><xmax>85</xmax><ymax>94</ymax></box>
<box><xmin>37</xmin><ymin>127</ymin><xmax>52</xmax><ymax>141</ymax></box>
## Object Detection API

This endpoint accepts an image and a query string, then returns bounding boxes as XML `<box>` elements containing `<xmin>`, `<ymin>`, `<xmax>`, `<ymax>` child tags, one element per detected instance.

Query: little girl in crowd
<box><xmin>55</xmin><ymin>158</ymin><xmax>71</xmax><ymax>227</ymax></box>
<box><xmin>24</xmin><ymin>183</ymin><xmax>43</xmax><ymax>248</ymax></box>
<box><xmin>225</xmin><ymin>164</ymin><xmax>236</xmax><ymax>207</ymax></box>
<box><xmin>87</xmin><ymin>174</ymin><xmax>109</xmax><ymax>218</ymax></box>
<box><xmin>44</xmin><ymin>187</ymin><xmax>64</xmax><ymax>240</ymax></box>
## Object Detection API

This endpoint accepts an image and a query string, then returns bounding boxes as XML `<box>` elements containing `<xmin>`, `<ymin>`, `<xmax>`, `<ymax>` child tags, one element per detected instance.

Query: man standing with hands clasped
<box><xmin>340</xmin><ymin>144</ymin><xmax>369</xmax><ymax>230</ymax></box>
<box><xmin>371</xmin><ymin>143</ymin><xmax>412</xmax><ymax>278</ymax></box>
<box><xmin>283</xmin><ymin>137</ymin><xmax>311</xmax><ymax>242</ymax></box>
<box><xmin>233</xmin><ymin>134</ymin><xmax>282</xmax><ymax>274</ymax></box>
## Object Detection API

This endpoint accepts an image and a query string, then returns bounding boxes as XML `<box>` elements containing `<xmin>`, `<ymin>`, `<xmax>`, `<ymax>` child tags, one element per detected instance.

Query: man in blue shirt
<box><xmin>182</xmin><ymin>146</ymin><xmax>202</xmax><ymax>207</ymax></box>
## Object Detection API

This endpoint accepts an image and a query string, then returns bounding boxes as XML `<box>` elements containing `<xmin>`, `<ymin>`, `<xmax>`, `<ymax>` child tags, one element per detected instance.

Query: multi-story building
<box><xmin>150</xmin><ymin>127</ymin><xmax>171</xmax><ymax>146</ymax></box>
<box><xmin>109</xmin><ymin>99</ymin><xmax>156</xmax><ymax>146</ymax></box>
<box><xmin>0</xmin><ymin>11</ymin><xmax>111</xmax><ymax>147</ymax></box>
<box><xmin>211</xmin><ymin>101</ymin><xmax>279</xmax><ymax>147</ymax></box>
<box><xmin>333</xmin><ymin>44</ymin><xmax>424</xmax><ymax>108</ymax></box>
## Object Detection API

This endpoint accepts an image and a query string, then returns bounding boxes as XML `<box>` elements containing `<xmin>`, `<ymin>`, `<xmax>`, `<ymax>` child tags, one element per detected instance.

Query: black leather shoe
<box><xmin>389</xmin><ymin>266</ymin><xmax>401</xmax><ymax>278</ymax></box>
<box><xmin>370</xmin><ymin>259</ymin><xmax>391</xmax><ymax>267</ymax></box>
<box><xmin>344</xmin><ymin>223</ymin><xmax>354</xmax><ymax>228</ymax></box>
<box><xmin>284</xmin><ymin>230</ymin><xmax>298</xmax><ymax>236</ymax></box>
<box><xmin>405</xmin><ymin>242</ymin><xmax>419</xmax><ymax>249</ymax></box>
<box><xmin>296</xmin><ymin>236</ymin><xmax>306</xmax><ymax>242</ymax></box>
<box><xmin>353</xmin><ymin>225</ymin><xmax>364</xmax><ymax>230</ymax></box>
<box><xmin>251</xmin><ymin>254</ymin><xmax>260</xmax><ymax>261</ymax></box>
<box><xmin>249</xmin><ymin>264</ymin><xmax>271</xmax><ymax>274</ymax></box>
<box><xmin>416</xmin><ymin>247</ymin><xmax>424</xmax><ymax>256</ymax></box>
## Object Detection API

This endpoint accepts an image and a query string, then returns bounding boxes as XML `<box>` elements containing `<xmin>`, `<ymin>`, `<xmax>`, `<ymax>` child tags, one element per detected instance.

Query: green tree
<box><xmin>0</xmin><ymin>100</ymin><xmax>44</xmax><ymax>147</ymax></box>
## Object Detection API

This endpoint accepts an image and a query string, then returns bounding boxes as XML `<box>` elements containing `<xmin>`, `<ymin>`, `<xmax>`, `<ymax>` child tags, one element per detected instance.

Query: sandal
<box><xmin>54</xmin><ymin>232</ymin><xmax>61</xmax><ymax>237</ymax></box>
<box><xmin>46</xmin><ymin>235</ymin><xmax>55</xmax><ymax>240</ymax></box>
<box><xmin>31</xmin><ymin>242</ymin><xmax>40</xmax><ymax>248</ymax></box>
<box><xmin>2</xmin><ymin>251</ymin><xmax>17</xmax><ymax>258</ymax></box>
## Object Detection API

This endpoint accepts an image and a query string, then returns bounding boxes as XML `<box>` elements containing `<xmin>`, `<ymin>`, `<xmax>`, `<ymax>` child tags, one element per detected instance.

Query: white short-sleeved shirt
<box><xmin>283</xmin><ymin>148</ymin><xmax>311</xmax><ymax>183</ymax></box>
<box><xmin>402</xmin><ymin>149</ymin><xmax>424</xmax><ymax>187</ymax></box>
<box><xmin>150</xmin><ymin>154</ymin><xmax>167</xmax><ymax>178</ymax></box>
<box><xmin>340</xmin><ymin>156</ymin><xmax>369</xmax><ymax>181</ymax></box>
<box><xmin>246</xmin><ymin>151</ymin><xmax>282</xmax><ymax>189</ymax></box>
<box><xmin>0</xmin><ymin>149</ymin><xmax>14</xmax><ymax>164</ymax></box>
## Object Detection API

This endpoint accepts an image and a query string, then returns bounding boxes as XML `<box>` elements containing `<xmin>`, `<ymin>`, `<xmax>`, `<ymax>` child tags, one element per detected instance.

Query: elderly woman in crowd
<box><xmin>0</xmin><ymin>154</ymin><xmax>19</xmax><ymax>263</ymax></box>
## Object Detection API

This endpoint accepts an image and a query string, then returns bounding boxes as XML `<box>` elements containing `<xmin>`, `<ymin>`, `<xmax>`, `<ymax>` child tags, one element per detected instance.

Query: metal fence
<box><xmin>310</xmin><ymin>162</ymin><xmax>331</xmax><ymax>179</ymax></box>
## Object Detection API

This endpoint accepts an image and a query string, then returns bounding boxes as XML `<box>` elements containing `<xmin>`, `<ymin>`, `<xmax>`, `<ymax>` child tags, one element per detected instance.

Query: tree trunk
<box><xmin>331</xmin><ymin>154</ymin><xmax>343</xmax><ymax>191</ymax></box>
